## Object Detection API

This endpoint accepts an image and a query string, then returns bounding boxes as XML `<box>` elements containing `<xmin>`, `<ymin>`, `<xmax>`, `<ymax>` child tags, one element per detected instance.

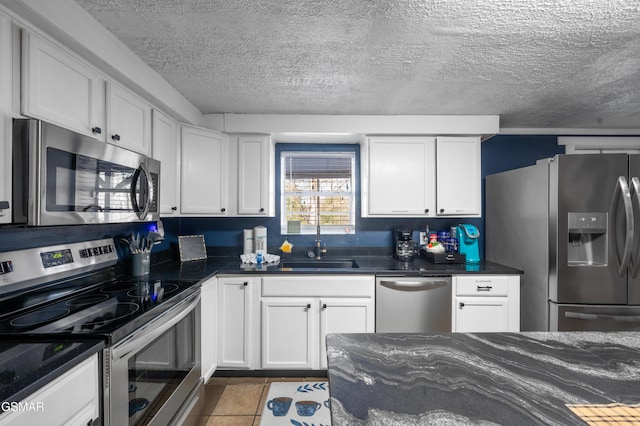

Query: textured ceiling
<box><xmin>74</xmin><ymin>0</ymin><xmax>640</xmax><ymax>130</ymax></box>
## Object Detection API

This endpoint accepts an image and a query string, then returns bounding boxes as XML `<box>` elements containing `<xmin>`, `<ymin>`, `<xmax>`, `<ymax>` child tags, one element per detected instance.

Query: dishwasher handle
<box><xmin>379</xmin><ymin>279</ymin><xmax>450</xmax><ymax>291</ymax></box>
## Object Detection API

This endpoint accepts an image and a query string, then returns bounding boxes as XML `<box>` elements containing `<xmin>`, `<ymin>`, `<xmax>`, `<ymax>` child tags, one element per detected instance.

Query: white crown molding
<box><xmin>501</xmin><ymin>127</ymin><xmax>640</xmax><ymax>135</ymax></box>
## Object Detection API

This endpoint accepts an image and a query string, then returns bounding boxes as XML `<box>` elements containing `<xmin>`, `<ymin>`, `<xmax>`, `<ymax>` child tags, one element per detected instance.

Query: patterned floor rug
<box><xmin>260</xmin><ymin>381</ymin><xmax>331</xmax><ymax>426</ymax></box>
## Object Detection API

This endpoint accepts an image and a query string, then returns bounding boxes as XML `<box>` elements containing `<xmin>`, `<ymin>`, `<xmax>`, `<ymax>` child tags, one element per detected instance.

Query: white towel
<box><xmin>240</xmin><ymin>253</ymin><xmax>280</xmax><ymax>264</ymax></box>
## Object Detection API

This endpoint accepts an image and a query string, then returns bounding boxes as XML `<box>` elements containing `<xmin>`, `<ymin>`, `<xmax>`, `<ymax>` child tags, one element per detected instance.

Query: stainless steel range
<box><xmin>0</xmin><ymin>238</ymin><xmax>203</xmax><ymax>426</ymax></box>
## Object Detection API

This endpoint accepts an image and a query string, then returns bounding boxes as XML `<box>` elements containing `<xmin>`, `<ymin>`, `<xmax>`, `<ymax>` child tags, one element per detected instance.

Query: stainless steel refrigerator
<box><xmin>486</xmin><ymin>154</ymin><xmax>640</xmax><ymax>331</ymax></box>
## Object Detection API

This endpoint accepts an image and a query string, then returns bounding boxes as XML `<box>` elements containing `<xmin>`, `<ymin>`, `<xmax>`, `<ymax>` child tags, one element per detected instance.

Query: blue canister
<box><xmin>437</xmin><ymin>231</ymin><xmax>450</xmax><ymax>242</ymax></box>
<box><xmin>444</xmin><ymin>238</ymin><xmax>458</xmax><ymax>253</ymax></box>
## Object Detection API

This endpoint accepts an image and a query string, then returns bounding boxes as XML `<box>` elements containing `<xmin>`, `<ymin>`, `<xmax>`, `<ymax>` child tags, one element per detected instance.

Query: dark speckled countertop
<box><xmin>0</xmin><ymin>339</ymin><xmax>104</xmax><ymax>406</ymax></box>
<box><xmin>326</xmin><ymin>332</ymin><xmax>640</xmax><ymax>425</ymax></box>
<box><xmin>146</xmin><ymin>254</ymin><xmax>522</xmax><ymax>282</ymax></box>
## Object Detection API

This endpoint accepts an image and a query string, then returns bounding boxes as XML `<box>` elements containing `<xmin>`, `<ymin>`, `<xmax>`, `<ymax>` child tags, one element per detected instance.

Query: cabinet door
<box><xmin>237</xmin><ymin>135</ymin><xmax>273</xmax><ymax>216</ymax></box>
<box><xmin>21</xmin><ymin>30</ymin><xmax>104</xmax><ymax>139</ymax></box>
<box><xmin>106</xmin><ymin>82</ymin><xmax>151</xmax><ymax>155</ymax></box>
<box><xmin>152</xmin><ymin>110</ymin><xmax>180</xmax><ymax>215</ymax></box>
<box><xmin>366</xmin><ymin>136</ymin><xmax>435</xmax><ymax>216</ymax></box>
<box><xmin>319</xmin><ymin>298</ymin><xmax>374</xmax><ymax>369</ymax></box>
<box><xmin>0</xmin><ymin>12</ymin><xmax>11</xmax><ymax>224</ymax></box>
<box><xmin>201</xmin><ymin>277</ymin><xmax>218</xmax><ymax>381</ymax></box>
<box><xmin>261</xmin><ymin>298</ymin><xmax>316</xmax><ymax>369</ymax></box>
<box><xmin>218</xmin><ymin>278</ymin><xmax>252</xmax><ymax>368</ymax></box>
<box><xmin>455</xmin><ymin>297</ymin><xmax>510</xmax><ymax>332</ymax></box>
<box><xmin>181</xmin><ymin>125</ymin><xmax>229</xmax><ymax>215</ymax></box>
<box><xmin>436</xmin><ymin>136</ymin><xmax>481</xmax><ymax>216</ymax></box>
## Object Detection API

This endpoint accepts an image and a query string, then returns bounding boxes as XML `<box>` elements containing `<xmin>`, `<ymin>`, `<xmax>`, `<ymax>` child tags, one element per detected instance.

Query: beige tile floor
<box><xmin>197</xmin><ymin>376</ymin><xmax>328</xmax><ymax>426</ymax></box>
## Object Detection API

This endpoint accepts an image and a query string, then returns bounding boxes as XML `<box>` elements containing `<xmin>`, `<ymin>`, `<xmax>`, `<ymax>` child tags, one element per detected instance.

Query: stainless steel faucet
<box><xmin>315</xmin><ymin>222</ymin><xmax>327</xmax><ymax>259</ymax></box>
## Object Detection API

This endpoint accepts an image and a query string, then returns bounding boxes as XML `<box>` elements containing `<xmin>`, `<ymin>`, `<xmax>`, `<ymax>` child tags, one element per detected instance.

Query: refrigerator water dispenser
<box><xmin>567</xmin><ymin>212</ymin><xmax>607</xmax><ymax>266</ymax></box>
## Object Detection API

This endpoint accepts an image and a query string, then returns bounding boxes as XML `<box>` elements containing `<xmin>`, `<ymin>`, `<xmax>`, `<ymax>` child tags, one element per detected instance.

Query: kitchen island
<box><xmin>326</xmin><ymin>332</ymin><xmax>640</xmax><ymax>425</ymax></box>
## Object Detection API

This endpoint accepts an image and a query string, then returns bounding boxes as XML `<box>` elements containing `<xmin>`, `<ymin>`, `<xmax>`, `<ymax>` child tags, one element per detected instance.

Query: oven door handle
<box><xmin>111</xmin><ymin>291</ymin><xmax>200</xmax><ymax>361</ymax></box>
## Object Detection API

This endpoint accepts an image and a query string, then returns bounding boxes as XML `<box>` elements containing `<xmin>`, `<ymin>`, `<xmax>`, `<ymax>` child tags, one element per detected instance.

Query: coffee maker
<box><xmin>394</xmin><ymin>228</ymin><xmax>416</xmax><ymax>261</ymax></box>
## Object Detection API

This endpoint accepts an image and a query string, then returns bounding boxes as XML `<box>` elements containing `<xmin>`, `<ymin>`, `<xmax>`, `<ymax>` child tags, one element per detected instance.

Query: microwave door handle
<box><xmin>130</xmin><ymin>163</ymin><xmax>153</xmax><ymax>220</ymax></box>
<box><xmin>611</xmin><ymin>176</ymin><xmax>634</xmax><ymax>276</ymax></box>
<box><xmin>629</xmin><ymin>177</ymin><xmax>640</xmax><ymax>278</ymax></box>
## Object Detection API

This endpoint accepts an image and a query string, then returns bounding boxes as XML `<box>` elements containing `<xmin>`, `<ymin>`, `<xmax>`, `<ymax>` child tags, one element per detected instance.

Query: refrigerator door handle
<box><xmin>629</xmin><ymin>177</ymin><xmax>640</xmax><ymax>278</ymax></box>
<box><xmin>611</xmin><ymin>176</ymin><xmax>634</xmax><ymax>276</ymax></box>
<box><xmin>565</xmin><ymin>311</ymin><xmax>640</xmax><ymax>322</ymax></box>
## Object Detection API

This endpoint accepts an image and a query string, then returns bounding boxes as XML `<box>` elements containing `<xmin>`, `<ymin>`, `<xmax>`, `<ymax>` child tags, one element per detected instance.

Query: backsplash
<box><xmin>0</xmin><ymin>135</ymin><xmax>564</xmax><ymax>260</ymax></box>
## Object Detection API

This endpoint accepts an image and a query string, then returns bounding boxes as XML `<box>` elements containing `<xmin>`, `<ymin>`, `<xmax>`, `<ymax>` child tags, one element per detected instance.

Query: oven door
<box><xmin>106</xmin><ymin>291</ymin><xmax>201</xmax><ymax>426</ymax></box>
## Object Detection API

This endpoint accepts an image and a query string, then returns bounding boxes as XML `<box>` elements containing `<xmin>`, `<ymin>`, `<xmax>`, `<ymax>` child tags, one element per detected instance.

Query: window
<box><xmin>281</xmin><ymin>150</ymin><xmax>356</xmax><ymax>235</ymax></box>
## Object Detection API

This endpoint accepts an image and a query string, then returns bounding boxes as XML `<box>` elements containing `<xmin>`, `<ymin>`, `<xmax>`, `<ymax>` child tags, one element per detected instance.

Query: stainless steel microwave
<box><xmin>12</xmin><ymin>119</ymin><xmax>160</xmax><ymax>226</ymax></box>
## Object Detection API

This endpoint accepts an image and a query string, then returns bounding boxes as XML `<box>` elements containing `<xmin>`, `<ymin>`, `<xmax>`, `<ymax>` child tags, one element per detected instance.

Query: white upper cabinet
<box><xmin>363</xmin><ymin>136</ymin><xmax>436</xmax><ymax>217</ymax></box>
<box><xmin>181</xmin><ymin>124</ymin><xmax>229</xmax><ymax>215</ymax></box>
<box><xmin>0</xmin><ymin>12</ymin><xmax>12</xmax><ymax>224</ymax></box>
<box><xmin>21</xmin><ymin>30</ymin><xmax>105</xmax><ymax>139</ymax></box>
<box><xmin>151</xmin><ymin>110</ymin><xmax>180</xmax><ymax>215</ymax></box>
<box><xmin>235</xmin><ymin>135</ymin><xmax>275</xmax><ymax>216</ymax></box>
<box><xmin>106</xmin><ymin>82</ymin><xmax>151</xmax><ymax>155</ymax></box>
<box><xmin>436</xmin><ymin>136</ymin><xmax>481</xmax><ymax>216</ymax></box>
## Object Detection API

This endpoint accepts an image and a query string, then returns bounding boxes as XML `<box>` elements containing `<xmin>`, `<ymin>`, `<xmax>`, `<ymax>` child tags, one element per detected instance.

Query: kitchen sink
<box><xmin>280</xmin><ymin>259</ymin><xmax>359</xmax><ymax>269</ymax></box>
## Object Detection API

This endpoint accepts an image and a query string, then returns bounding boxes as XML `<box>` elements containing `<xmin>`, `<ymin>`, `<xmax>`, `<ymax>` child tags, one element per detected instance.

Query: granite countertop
<box><xmin>0</xmin><ymin>339</ymin><xmax>104</xmax><ymax>405</ymax></box>
<box><xmin>326</xmin><ymin>332</ymin><xmax>640</xmax><ymax>425</ymax></box>
<box><xmin>146</xmin><ymin>254</ymin><xmax>521</xmax><ymax>282</ymax></box>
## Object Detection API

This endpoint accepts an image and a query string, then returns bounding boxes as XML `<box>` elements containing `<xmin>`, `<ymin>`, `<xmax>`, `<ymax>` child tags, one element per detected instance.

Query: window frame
<box><xmin>279</xmin><ymin>146</ymin><xmax>357</xmax><ymax>236</ymax></box>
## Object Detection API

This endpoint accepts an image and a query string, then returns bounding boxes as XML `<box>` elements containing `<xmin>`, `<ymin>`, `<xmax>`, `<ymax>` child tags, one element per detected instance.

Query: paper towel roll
<box><xmin>254</xmin><ymin>226</ymin><xmax>267</xmax><ymax>254</ymax></box>
<box><xmin>243</xmin><ymin>229</ymin><xmax>254</xmax><ymax>255</ymax></box>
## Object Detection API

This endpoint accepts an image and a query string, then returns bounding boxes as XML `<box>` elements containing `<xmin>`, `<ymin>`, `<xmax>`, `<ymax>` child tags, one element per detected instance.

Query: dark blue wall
<box><xmin>0</xmin><ymin>135</ymin><xmax>565</xmax><ymax>258</ymax></box>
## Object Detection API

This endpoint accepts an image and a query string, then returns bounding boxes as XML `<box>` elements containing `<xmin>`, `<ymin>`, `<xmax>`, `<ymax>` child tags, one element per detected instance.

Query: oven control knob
<box><xmin>0</xmin><ymin>261</ymin><xmax>13</xmax><ymax>275</ymax></box>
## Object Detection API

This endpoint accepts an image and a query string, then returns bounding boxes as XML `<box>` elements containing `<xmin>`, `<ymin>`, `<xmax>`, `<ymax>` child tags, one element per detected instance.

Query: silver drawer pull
<box><xmin>476</xmin><ymin>285</ymin><xmax>493</xmax><ymax>291</ymax></box>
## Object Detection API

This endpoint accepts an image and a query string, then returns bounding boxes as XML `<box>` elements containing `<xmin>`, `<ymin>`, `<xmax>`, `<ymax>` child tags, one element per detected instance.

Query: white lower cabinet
<box><xmin>262</xmin><ymin>298</ymin><xmax>316</xmax><ymax>369</ymax></box>
<box><xmin>453</xmin><ymin>275</ymin><xmax>520</xmax><ymax>332</ymax></box>
<box><xmin>217</xmin><ymin>276</ymin><xmax>259</xmax><ymax>369</ymax></box>
<box><xmin>318</xmin><ymin>298</ymin><xmax>373</xmax><ymax>369</ymax></box>
<box><xmin>201</xmin><ymin>277</ymin><xmax>218</xmax><ymax>381</ymax></box>
<box><xmin>261</xmin><ymin>275</ymin><xmax>374</xmax><ymax>370</ymax></box>
<box><xmin>0</xmin><ymin>354</ymin><xmax>99</xmax><ymax>426</ymax></box>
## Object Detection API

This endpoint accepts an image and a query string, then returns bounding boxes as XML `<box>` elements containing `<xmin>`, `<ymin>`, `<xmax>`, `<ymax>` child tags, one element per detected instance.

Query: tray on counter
<box><xmin>420</xmin><ymin>250</ymin><xmax>466</xmax><ymax>264</ymax></box>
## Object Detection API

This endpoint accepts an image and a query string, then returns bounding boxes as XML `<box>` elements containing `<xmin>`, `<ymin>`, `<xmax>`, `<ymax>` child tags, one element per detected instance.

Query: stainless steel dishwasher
<box><xmin>376</xmin><ymin>276</ymin><xmax>452</xmax><ymax>332</ymax></box>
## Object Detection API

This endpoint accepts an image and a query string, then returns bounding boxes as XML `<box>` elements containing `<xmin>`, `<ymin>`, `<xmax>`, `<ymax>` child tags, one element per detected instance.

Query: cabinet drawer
<box><xmin>456</xmin><ymin>276</ymin><xmax>510</xmax><ymax>296</ymax></box>
<box><xmin>262</xmin><ymin>275</ymin><xmax>374</xmax><ymax>297</ymax></box>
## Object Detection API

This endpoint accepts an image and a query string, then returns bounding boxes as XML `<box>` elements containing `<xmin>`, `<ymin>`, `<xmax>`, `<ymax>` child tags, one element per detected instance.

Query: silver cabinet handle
<box><xmin>476</xmin><ymin>285</ymin><xmax>493</xmax><ymax>291</ymax></box>
<box><xmin>611</xmin><ymin>176</ymin><xmax>634</xmax><ymax>276</ymax></box>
